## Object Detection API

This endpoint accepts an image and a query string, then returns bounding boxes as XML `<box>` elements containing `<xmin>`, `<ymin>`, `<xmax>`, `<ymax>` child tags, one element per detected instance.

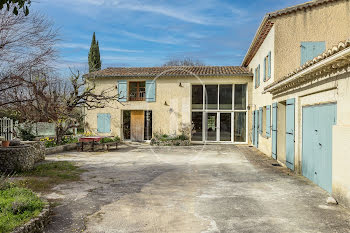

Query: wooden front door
<box><xmin>131</xmin><ymin>110</ymin><xmax>144</xmax><ymax>141</ymax></box>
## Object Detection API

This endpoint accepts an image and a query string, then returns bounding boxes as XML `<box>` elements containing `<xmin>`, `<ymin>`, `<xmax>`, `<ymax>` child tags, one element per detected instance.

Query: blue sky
<box><xmin>32</xmin><ymin>0</ymin><xmax>307</xmax><ymax>74</ymax></box>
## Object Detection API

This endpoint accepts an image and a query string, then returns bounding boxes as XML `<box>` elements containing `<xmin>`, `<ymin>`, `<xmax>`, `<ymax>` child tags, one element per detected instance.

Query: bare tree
<box><xmin>163</xmin><ymin>57</ymin><xmax>205</xmax><ymax>66</ymax></box>
<box><xmin>0</xmin><ymin>8</ymin><xmax>58</xmax><ymax>106</ymax></box>
<box><xmin>9</xmin><ymin>71</ymin><xmax>119</xmax><ymax>144</ymax></box>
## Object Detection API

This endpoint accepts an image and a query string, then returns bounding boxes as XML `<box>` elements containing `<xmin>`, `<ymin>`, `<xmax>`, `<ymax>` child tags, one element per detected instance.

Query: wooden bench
<box><xmin>102</xmin><ymin>141</ymin><xmax>118</xmax><ymax>151</ymax></box>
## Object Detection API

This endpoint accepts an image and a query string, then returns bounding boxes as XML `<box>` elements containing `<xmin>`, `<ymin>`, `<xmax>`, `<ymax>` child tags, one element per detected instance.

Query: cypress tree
<box><xmin>88</xmin><ymin>32</ymin><xmax>101</xmax><ymax>72</ymax></box>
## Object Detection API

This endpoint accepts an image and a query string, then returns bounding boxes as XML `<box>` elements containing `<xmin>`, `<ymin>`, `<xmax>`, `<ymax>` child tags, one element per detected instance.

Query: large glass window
<box><xmin>234</xmin><ymin>112</ymin><xmax>246</xmax><ymax>142</ymax></box>
<box><xmin>205</xmin><ymin>85</ymin><xmax>218</xmax><ymax>109</ymax></box>
<box><xmin>234</xmin><ymin>84</ymin><xmax>247</xmax><ymax>110</ymax></box>
<box><xmin>219</xmin><ymin>85</ymin><xmax>232</xmax><ymax>110</ymax></box>
<box><xmin>191</xmin><ymin>112</ymin><xmax>203</xmax><ymax>141</ymax></box>
<box><xmin>192</xmin><ymin>85</ymin><xmax>203</xmax><ymax>109</ymax></box>
<box><xmin>191</xmin><ymin>83</ymin><xmax>247</xmax><ymax>143</ymax></box>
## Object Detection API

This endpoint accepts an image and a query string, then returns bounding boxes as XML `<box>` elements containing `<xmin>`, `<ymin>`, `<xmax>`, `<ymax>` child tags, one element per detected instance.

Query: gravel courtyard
<box><xmin>43</xmin><ymin>144</ymin><xmax>350</xmax><ymax>233</ymax></box>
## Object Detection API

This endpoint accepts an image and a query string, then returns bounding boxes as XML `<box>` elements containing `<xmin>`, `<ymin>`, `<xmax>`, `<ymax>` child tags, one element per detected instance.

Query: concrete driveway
<box><xmin>44</xmin><ymin>144</ymin><xmax>350</xmax><ymax>233</ymax></box>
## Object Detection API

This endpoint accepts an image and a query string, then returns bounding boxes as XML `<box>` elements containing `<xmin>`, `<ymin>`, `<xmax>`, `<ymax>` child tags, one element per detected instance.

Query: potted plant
<box><xmin>0</xmin><ymin>136</ymin><xmax>10</xmax><ymax>147</ymax></box>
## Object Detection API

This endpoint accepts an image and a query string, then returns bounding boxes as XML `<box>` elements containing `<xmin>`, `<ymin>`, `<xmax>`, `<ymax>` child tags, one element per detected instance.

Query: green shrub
<box><xmin>18</xmin><ymin>125</ymin><xmax>36</xmax><ymax>141</ymax></box>
<box><xmin>61</xmin><ymin>135</ymin><xmax>78</xmax><ymax>145</ymax></box>
<box><xmin>100</xmin><ymin>136</ymin><xmax>120</xmax><ymax>143</ymax></box>
<box><xmin>0</xmin><ymin>186</ymin><xmax>44</xmax><ymax>233</ymax></box>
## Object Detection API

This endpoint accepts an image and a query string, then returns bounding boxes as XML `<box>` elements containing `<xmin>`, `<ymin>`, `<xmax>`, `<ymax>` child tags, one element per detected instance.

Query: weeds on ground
<box><xmin>16</xmin><ymin>161</ymin><xmax>85</xmax><ymax>192</ymax></box>
<box><xmin>0</xmin><ymin>176</ymin><xmax>44</xmax><ymax>233</ymax></box>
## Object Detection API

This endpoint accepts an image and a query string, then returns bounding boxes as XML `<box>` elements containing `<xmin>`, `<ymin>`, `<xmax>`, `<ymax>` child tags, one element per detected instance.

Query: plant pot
<box><xmin>2</xmin><ymin>140</ymin><xmax>10</xmax><ymax>147</ymax></box>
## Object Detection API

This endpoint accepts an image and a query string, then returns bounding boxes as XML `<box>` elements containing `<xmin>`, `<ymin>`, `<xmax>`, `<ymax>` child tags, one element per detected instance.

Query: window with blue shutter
<box><xmin>263</xmin><ymin>57</ymin><xmax>266</xmax><ymax>82</ymax></box>
<box><xmin>118</xmin><ymin>80</ymin><xmax>127</xmax><ymax>102</ymax></box>
<box><xmin>97</xmin><ymin>113</ymin><xmax>111</xmax><ymax>133</ymax></box>
<box><xmin>266</xmin><ymin>105</ymin><xmax>271</xmax><ymax>138</ymax></box>
<box><xmin>300</xmin><ymin>41</ymin><xmax>326</xmax><ymax>65</ymax></box>
<box><xmin>255</xmin><ymin>65</ymin><xmax>260</xmax><ymax>88</ymax></box>
<box><xmin>257</xmin><ymin>65</ymin><xmax>260</xmax><ymax>87</ymax></box>
<box><xmin>268</xmin><ymin>51</ymin><xmax>271</xmax><ymax>79</ymax></box>
<box><xmin>146</xmin><ymin>80</ymin><xmax>156</xmax><ymax>102</ymax></box>
<box><xmin>259</xmin><ymin>107</ymin><xmax>263</xmax><ymax>134</ymax></box>
<box><xmin>254</xmin><ymin>68</ymin><xmax>257</xmax><ymax>88</ymax></box>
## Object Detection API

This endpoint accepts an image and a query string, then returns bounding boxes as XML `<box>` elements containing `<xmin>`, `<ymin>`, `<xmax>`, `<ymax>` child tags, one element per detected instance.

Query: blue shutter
<box><xmin>272</xmin><ymin>103</ymin><xmax>277</xmax><ymax>159</ymax></box>
<box><xmin>146</xmin><ymin>80</ymin><xmax>156</xmax><ymax>102</ymax></box>
<box><xmin>263</xmin><ymin>57</ymin><xmax>266</xmax><ymax>81</ymax></box>
<box><xmin>286</xmin><ymin>98</ymin><xmax>295</xmax><ymax>170</ymax></box>
<box><xmin>254</xmin><ymin>68</ymin><xmax>257</xmax><ymax>88</ymax></box>
<box><xmin>97</xmin><ymin>113</ymin><xmax>111</xmax><ymax>133</ymax></box>
<box><xmin>118</xmin><ymin>80</ymin><xmax>127</xmax><ymax>102</ymax></box>
<box><xmin>266</xmin><ymin>105</ymin><xmax>271</xmax><ymax>137</ymax></box>
<box><xmin>257</xmin><ymin>65</ymin><xmax>260</xmax><ymax>87</ymax></box>
<box><xmin>301</xmin><ymin>42</ymin><xmax>326</xmax><ymax>65</ymax></box>
<box><xmin>268</xmin><ymin>51</ymin><xmax>271</xmax><ymax>78</ymax></box>
<box><xmin>259</xmin><ymin>107</ymin><xmax>263</xmax><ymax>134</ymax></box>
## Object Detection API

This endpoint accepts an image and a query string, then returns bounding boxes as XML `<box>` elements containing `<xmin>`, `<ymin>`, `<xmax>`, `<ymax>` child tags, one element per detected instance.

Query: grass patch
<box><xmin>16</xmin><ymin>161</ymin><xmax>85</xmax><ymax>192</ymax></box>
<box><xmin>0</xmin><ymin>186</ymin><xmax>45</xmax><ymax>233</ymax></box>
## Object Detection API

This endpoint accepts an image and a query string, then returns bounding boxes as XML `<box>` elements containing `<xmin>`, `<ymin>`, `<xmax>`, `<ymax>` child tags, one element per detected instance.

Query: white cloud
<box><xmin>119</xmin><ymin>30</ymin><xmax>183</xmax><ymax>45</ymax></box>
<box><xmin>58</xmin><ymin>43</ymin><xmax>142</xmax><ymax>53</ymax></box>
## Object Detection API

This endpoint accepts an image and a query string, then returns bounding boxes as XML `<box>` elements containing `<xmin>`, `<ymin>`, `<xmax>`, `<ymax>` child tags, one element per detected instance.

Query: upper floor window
<box><xmin>192</xmin><ymin>84</ymin><xmax>246</xmax><ymax>110</ymax></box>
<box><xmin>255</xmin><ymin>65</ymin><xmax>260</xmax><ymax>88</ymax></box>
<box><xmin>129</xmin><ymin>81</ymin><xmax>145</xmax><ymax>101</ymax></box>
<box><xmin>263</xmin><ymin>51</ymin><xmax>271</xmax><ymax>82</ymax></box>
<box><xmin>117</xmin><ymin>80</ymin><xmax>156</xmax><ymax>102</ymax></box>
<box><xmin>300</xmin><ymin>41</ymin><xmax>325</xmax><ymax>65</ymax></box>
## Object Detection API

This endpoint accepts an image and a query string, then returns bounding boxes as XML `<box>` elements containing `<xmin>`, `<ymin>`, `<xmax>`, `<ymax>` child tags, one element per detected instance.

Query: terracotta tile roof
<box><xmin>242</xmin><ymin>0</ymin><xmax>342</xmax><ymax>67</ymax></box>
<box><xmin>84</xmin><ymin>66</ymin><xmax>252</xmax><ymax>78</ymax></box>
<box><xmin>264</xmin><ymin>38</ymin><xmax>350</xmax><ymax>91</ymax></box>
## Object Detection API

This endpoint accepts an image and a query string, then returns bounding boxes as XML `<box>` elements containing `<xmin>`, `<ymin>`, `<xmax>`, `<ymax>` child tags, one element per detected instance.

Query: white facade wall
<box><xmin>247</xmin><ymin>26</ymin><xmax>275</xmax><ymax>156</ymax></box>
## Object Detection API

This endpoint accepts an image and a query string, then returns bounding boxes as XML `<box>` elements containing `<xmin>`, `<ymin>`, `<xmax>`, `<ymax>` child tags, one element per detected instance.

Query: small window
<box><xmin>129</xmin><ymin>81</ymin><xmax>145</xmax><ymax>101</ymax></box>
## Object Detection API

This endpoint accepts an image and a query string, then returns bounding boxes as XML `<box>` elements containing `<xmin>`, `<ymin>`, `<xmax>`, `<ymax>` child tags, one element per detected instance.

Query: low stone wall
<box><xmin>150</xmin><ymin>139</ymin><xmax>190</xmax><ymax>146</ymax></box>
<box><xmin>22</xmin><ymin>141</ymin><xmax>45</xmax><ymax>163</ymax></box>
<box><xmin>45</xmin><ymin>143</ymin><xmax>77</xmax><ymax>155</ymax></box>
<box><xmin>0</xmin><ymin>145</ymin><xmax>36</xmax><ymax>173</ymax></box>
<box><xmin>12</xmin><ymin>202</ymin><xmax>50</xmax><ymax>233</ymax></box>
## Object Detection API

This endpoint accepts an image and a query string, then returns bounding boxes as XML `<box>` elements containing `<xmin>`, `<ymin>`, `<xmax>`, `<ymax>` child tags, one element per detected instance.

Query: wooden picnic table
<box><xmin>78</xmin><ymin>136</ymin><xmax>104</xmax><ymax>152</ymax></box>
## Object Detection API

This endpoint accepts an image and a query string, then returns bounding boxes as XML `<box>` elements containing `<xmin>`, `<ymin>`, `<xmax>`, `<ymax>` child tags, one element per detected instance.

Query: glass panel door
<box><xmin>234</xmin><ymin>112</ymin><xmax>246</xmax><ymax>142</ymax></box>
<box><xmin>191</xmin><ymin>112</ymin><xmax>203</xmax><ymax>141</ymax></box>
<box><xmin>220</xmin><ymin>113</ymin><xmax>232</xmax><ymax>141</ymax></box>
<box><xmin>207</xmin><ymin>113</ymin><xmax>217</xmax><ymax>141</ymax></box>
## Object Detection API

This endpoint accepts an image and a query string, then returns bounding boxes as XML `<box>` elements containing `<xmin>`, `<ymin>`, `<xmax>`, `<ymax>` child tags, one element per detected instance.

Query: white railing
<box><xmin>0</xmin><ymin>117</ymin><xmax>14</xmax><ymax>140</ymax></box>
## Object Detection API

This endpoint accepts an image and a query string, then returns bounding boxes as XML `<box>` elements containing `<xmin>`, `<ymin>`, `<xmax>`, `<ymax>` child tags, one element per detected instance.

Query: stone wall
<box><xmin>45</xmin><ymin>143</ymin><xmax>77</xmax><ymax>155</ymax></box>
<box><xmin>0</xmin><ymin>141</ymin><xmax>45</xmax><ymax>173</ymax></box>
<box><xmin>12</xmin><ymin>202</ymin><xmax>50</xmax><ymax>233</ymax></box>
<box><xmin>22</xmin><ymin>141</ymin><xmax>45</xmax><ymax>163</ymax></box>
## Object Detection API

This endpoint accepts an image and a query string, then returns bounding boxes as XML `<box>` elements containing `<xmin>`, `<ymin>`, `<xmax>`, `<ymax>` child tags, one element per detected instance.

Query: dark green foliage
<box><xmin>18</xmin><ymin>125</ymin><xmax>35</xmax><ymax>141</ymax></box>
<box><xmin>0</xmin><ymin>0</ymin><xmax>30</xmax><ymax>16</ymax></box>
<box><xmin>88</xmin><ymin>32</ymin><xmax>102</xmax><ymax>72</ymax></box>
<box><xmin>100</xmin><ymin>136</ymin><xmax>120</xmax><ymax>143</ymax></box>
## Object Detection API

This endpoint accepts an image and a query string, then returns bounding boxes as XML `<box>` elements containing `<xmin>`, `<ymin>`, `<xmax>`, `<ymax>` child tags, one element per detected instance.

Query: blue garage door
<box><xmin>302</xmin><ymin>103</ymin><xmax>337</xmax><ymax>193</ymax></box>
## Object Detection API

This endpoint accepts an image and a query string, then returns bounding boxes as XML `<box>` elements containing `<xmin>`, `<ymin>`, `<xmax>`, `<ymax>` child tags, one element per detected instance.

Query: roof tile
<box><xmin>84</xmin><ymin>66</ymin><xmax>252</xmax><ymax>78</ymax></box>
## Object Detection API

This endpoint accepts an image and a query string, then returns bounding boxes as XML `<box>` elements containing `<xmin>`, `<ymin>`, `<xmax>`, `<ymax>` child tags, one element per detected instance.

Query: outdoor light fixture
<box><xmin>164</xmin><ymin>101</ymin><xmax>168</xmax><ymax>106</ymax></box>
<box><xmin>179</xmin><ymin>82</ymin><xmax>183</xmax><ymax>87</ymax></box>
